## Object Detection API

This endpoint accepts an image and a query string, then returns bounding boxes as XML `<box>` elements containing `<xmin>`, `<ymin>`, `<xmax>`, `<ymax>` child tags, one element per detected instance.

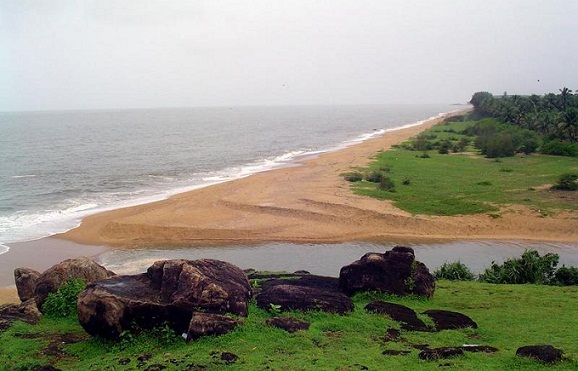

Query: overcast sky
<box><xmin>1</xmin><ymin>1</ymin><xmax>577</xmax><ymax>112</ymax></box>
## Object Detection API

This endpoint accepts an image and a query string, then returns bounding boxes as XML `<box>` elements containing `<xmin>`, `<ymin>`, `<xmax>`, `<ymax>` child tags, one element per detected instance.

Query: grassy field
<box><xmin>1</xmin><ymin>281</ymin><xmax>577</xmax><ymax>370</ymax></box>
<box><xmin>352</xmin><ymin>119</ymin><xmax>578</xmax><ymax>216</ymax></box>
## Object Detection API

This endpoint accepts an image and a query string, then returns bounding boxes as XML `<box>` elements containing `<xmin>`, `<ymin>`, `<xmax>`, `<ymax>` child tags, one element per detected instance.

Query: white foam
<box><xmin>11</xmin><ymin>174</ymin><xmax>37</xmax><ymax>179</ymax></box>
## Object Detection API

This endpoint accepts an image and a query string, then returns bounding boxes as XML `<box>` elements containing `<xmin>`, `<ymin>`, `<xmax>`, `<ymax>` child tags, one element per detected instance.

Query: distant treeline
<box><xmin>469</xmin><ymin>88</ymin><xmax>578</xmax><ymax>157</ymax></box>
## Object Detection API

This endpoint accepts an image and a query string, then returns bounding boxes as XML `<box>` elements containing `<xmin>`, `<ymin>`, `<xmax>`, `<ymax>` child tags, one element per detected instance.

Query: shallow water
<box><xmin>97</xmin><ymin>240</ymin><xmax>578</xmax><ymax>277</ymax></box>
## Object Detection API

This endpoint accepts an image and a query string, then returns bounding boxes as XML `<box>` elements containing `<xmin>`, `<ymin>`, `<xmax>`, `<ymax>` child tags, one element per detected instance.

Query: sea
<box><xmin>0</xmin><ymin>104</ymin><xmax>460</xmax><ymax>252</ymax></box>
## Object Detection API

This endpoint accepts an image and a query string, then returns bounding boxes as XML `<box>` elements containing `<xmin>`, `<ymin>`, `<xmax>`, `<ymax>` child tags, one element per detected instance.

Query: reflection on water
<box><xmin>97</xmin><ymin>240</ymin><xmax>578</xmax><ymax>277</ymax></box>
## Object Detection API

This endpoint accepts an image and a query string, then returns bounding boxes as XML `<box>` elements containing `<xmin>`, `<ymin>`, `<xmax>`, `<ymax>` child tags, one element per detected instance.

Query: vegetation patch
<box><xmin>349</xmin><ymin>116</ymin><xmax>578</xmax><ymax>216</ymax></box>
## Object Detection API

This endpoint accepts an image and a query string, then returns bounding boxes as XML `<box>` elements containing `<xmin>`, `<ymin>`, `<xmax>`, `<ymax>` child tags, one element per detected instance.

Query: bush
<box><xmin>479</xmin><ymin>133</ymin><xmax>516</xmax><ymax>158</ymax></box>
<box><xmin>343</xmin><ymin>172</ymin><xmax>363</xmax><ymax>182</ymax></box>
<box><xmin>41</xmin><ymin>278</ymin><xmax>86</xmax><ymax>317</ymax></box>
<box><xmin>365</xmin><ymin>170</ymin><xmax>384</xmax><ymax>183</ymax></box>
<box><xmin>541</xmin><ymin>139</ymin><xmax>578</xmax><ymax>157</ymax></box>
<box><xmin>478</xmin><ymin>250</ymin><xmax>559</xmax><ymax>284</ymax></box>
<box><xmin>552</xmin><ymin>172</ymin><xmax>578</xmax><ymax>191</ymax></box>
<box><xmin>378</xmin><ymin>176</ymin><xmax>396</xmax><ymax>192</ymax></box>
<box><xmin>554</xmin><ymin>266</ymin><xmax>578</xmax><ymax>286</ymax></box>
<box><xmin>434</xmin><ymin>261</ymin><xmax>475</xmax><ymax>281</ymax></box>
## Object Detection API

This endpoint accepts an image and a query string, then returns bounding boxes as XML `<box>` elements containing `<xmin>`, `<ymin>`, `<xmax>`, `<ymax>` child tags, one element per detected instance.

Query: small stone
<box><xmin>220</xmin><ymin>352</ymin><xmax>238</xmax><ymax>364</ymax></box>
<box><xmin>266</xmin><ymin>317</ymin><xmax>310</xmax><ymax>333</ymax></box>
<box><xmin>118</xmin><ymin>358</ymin><xmax>131</xmax><ymax>365</ymax></box>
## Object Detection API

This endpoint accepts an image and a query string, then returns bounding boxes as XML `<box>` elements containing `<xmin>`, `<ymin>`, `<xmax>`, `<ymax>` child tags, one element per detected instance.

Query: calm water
<box><xmin>0</xmin><ymin>104</ymin><xmax>458</xmax><ymax>252</ymax></box>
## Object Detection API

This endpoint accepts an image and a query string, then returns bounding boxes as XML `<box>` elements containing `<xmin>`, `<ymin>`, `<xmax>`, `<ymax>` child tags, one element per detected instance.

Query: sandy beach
<box><xmin>2</xmin><ymin>109</ymin><xmax>577</xmax><ymax>305</ymax></box>
<box><xmin>59</xmin><ymin>110</ymin><xmax>578</xmax><ymax>247</ymax></box>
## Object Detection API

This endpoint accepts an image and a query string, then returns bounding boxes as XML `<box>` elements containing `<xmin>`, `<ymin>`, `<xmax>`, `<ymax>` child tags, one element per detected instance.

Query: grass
<box><xmin>2</xmin><ymin>282</ymin><xmax>578</xmax><ymax>370</ymax></box>
<box><xmin>353</xmin><ymin>120</ymin><xmax>578</xmax><ymax>216</ymax></box>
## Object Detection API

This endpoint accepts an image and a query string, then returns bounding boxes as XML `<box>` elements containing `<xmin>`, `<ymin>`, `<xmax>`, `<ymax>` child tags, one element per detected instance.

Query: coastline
<box><xmin>58</xmin><ymin>108</ymin><xmax>578</xmax><ymax>247</ymax></box>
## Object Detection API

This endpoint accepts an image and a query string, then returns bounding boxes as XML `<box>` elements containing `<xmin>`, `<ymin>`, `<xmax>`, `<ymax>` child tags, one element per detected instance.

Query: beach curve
<box><xmin>57</xmin><ymin>109</ymin><xmax>578</xmax><ymax>247</ymax></box>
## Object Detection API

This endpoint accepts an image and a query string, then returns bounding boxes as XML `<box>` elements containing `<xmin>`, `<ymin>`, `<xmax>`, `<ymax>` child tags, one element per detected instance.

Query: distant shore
<box><xmin>58</xmin><ymin>108</ymin><xmax>578</xmax><ymax>247</ymax></box>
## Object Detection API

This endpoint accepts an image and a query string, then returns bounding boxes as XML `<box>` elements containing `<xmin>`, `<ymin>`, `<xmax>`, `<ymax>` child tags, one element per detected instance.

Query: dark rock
<box><xmin>0</xmin><ymin>298</ymin><xmax>42</xmax><ymax>326</ymax></box>
<box><xmin>33</xmin><ymin>257</ymin><xmax>115</xmax><ymax>309</ymax></box>
<box><xmin>382</xmin><ymin>349</ymin><xmax>411</xmax><ymax>356</ymax></box>
<box><xmin>383</xmin><ymin>327</ymin><xmax>401</xmax><ymax>342</ymax></box>
<box><xmin>118</xmin><ymin>358</ymin><xmax>131</xmax><ymax>365</ymax></box>
<box><xmin>422</xmin><ymin>309</ymin><xmax>477</xmax><ymax>330</ymax></box>
<box><xmin>412</xmin><ymin>344</ymin><xmax>430</xmax><ymax>350</ymax></box>
<box><xmin>365</xmin><ymin>301</ymin><xmax>431</xmax><ymax>331</ymax></box>
<box><xmin>186</xmin><ymin>313</ymin><xmax>238</xmax><ymax>342</ymax></box>
<box><xmin>338</xmin><ymin>246</ymin><xmax>435</xmax><ymax>297</ymax></box>
<box><xmin>220</xmin><ymin>352</ymin><xmax>238</xmax><ymax>364</ymax></box>
<box><xmin>418</xmin><ymin>347</ymin><xmax>464</xmax><ymax>361</ymax></box>
<box><xmin>256</xmin><ymin>280</ymin><xmax>353</xmax><ymax>314</ymax></box>
<box><xmin>14</xmin><ymin>267</ymin><xmax>41</xmax><ymax>302</ymax></box>
<box><xmin>516</xmin><ymin>345</ymin><xmax>563</xmax><ymax>364</ymax></box>
<box><xmin>77</xmin><ymin>259</ymin><xmax>251</xmax><ymax>339</ymax></box>
<box><xmin>258</xmin><ymin>274</ymin><xmax>339</xmax><ymax>290</ymax></box>
<box><xmin>460</xmin><ymin>345</ymin><xmax>499</xmax><ymax>353</ymax></box>
<box><xmin>266</xmin><ymin>317</ymin><xmax>311</xmax><ymax>333</ymax></box>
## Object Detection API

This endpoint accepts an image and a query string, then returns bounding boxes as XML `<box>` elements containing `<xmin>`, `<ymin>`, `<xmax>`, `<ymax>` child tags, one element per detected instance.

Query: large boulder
<box><xmin>255</xmin><ymin>275</ymin><xmax>353</xmax><ymax>315</ymax></box>
<box><xmin>77</xmin><ymin>259</ymin><xmax>252</xmax><ymax>339</ymax></box>
<box><xmin>338</xmin><ymin>246</ymin><xmax>435</xmax><ymax>297</ymax></box>
<box><xmin>33</xmin><ymin>257</ymin><xmax>115</xmax><ymax>309</ymax></box>
<box><xmin>14</xmin><ymin>268</ymin><xmax>41</xmax><ymax>302</ymax></box>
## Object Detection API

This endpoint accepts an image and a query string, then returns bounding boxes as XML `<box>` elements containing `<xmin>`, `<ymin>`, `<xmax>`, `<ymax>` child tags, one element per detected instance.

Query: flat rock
<box><xmin>255</xmin><ymin>275</ymin><xmax>353</xmax><ymax>315</ymax></box>
<box><xmin>422</xmin><ymin>309</ymin><xmax>478</xmax><ymax>330</ymax></box>
<box><xmin>418</xmin><ymin>347</ymin><xmax>464</xmax><ymax>361</ymax></box>
<box><xmin>339</xmin><ymin>246</ymin><xmax>435</xmax><ymax>297</ymax></box>
<box><xmin>266</xmin><ymin>317</ymin><xmax>311</xmax><ymax>333</ymax></box>
<box><xmin>516</xmin><ymin>345</ymin><xmax>563</xmax><ymax>364</ymax></box>
<box><xmin>365</xmin><ymin>301</ymin><xmax>431</xmax><ymax>332</ymax></box>
<box><xmin>0</xmin><ymin>298</ymin><xmax>42</xmax><ymax>328</ymax></box>
<box><xmin>186</xmin><ymin>313</ymin><xmax>238</xmax><ymax>342</ymax></box>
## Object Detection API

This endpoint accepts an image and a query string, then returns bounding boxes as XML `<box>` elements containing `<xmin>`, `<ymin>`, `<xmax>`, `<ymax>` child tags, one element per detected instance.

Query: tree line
<box><xmin>469</xmin><ymin>88</ymin><xmax>578</xmax><ymax>157</ymax></box>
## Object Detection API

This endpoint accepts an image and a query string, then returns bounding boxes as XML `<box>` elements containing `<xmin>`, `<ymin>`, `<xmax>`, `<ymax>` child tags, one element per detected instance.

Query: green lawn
<box><xmin>352</xmin><ymin>120</ymin><xmax>578</xmax><ymax>216</ymax></box>
<box><xmin>2</xmin><ymin>281</ymin><xmax>577</xmax><ymax>370</ymax></box>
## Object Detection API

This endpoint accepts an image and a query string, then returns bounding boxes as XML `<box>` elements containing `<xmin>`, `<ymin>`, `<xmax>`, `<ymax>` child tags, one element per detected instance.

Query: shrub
<box><xmin>434</xmin><ymin>261</ymin><xmax>475</xmax><ymax>281</ymax></box>
<box><xmin>365</xmin><ymin>170</ymin><xmax>384</xmax><ymax>183</ymax></box>
<box><xmin>41</xmin><ymin>278</ymin><xmax>86</xmax><ymax>317</ymax></box>
<box><xmin>541</xmin><ymin>140</ymin><xmax>578</xmax><ymax>157</ymax></box>
<box><xmin>552</xmin><ymin>172</ymin><xmax>578</xmax><ymax>191</ymax></box>
<box><xmin>378</xmin><ymin>176</ymin><xmax>396</xmax><ymax>192</ymax></box>
<box><xmin>478</xmin><ymin>250</ymin><xmax>559</xmax><ymax>284</ymax></box>
<box><xmin>479</xmin><ymin>133</ymin><xmax>515</xmax><ymax>158</ymax></box>
<box><xmin>343</xmin><ymin>172</ymin><xmax>363</xmax><ymax>182</ymax></box>
<box><xmin>554</xmin><ymin>266</ymin><xmax>578</xmax><ymax>286</ymax></box>
<box><xmin>438</xmin><ymin>140</ymin><xmax>451</xmax><ymax>154</ymax></box>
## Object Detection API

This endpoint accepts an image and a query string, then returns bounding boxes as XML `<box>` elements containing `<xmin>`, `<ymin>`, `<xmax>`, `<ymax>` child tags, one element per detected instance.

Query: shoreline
<box><xmin>59</xmin><ymin>108</ymin><xmax>578</xmax><ymax>247</ymax></box>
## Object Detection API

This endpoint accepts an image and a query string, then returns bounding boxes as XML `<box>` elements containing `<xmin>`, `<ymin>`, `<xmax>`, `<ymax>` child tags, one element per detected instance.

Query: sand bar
<box><xmin>58</xmin><ymin>110</ymin><xmax>578</xmax><ymax>247</ymax></box>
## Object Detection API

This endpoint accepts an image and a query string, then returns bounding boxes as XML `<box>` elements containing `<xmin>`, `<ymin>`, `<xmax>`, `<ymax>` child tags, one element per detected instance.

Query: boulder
<box><xmin>422</xmin><ymin>309</ymin><xmax>477</xmax><ymax>330</ymax></box>
<box><xmin>14</xmin><ymin>268</ymin><xmax>41</xmax><ymax>302</ymax></box>
<box><xmin>255</xmin><ymin>275</ymin><xmax>353</xmax><ymax>315</ymax></box>
<box><xmin>516</xmin><ymin>345</ymin><xmax>563</xmax><ymax>364</ymax></box>
<box><xmin>365</xmin><ymin>301</ymin><xmax>431</xmax><ymax>331</ymax></box>
<box><xmin>338</xmin><ymin>246</ymin><xmax>435</xmax><ymax>297</ymax></box>
<box><xmin>77</xmin><ymin>259</ymin><xmax>252</xmax><ymax>339</ymax></box>
<box><xmin>186</xmin><ymin>313</ymin><xmax>239</xmax><ymax>342</ymax></box>
<box><xmin>33</xmin><ymin>257</ymin><xmax>115</xmax><ymax>309</ymax></box>
<box><xmin>266</xmin><ymin>317</ymin><xmax>311</xmax><ymax>333</ymax></box>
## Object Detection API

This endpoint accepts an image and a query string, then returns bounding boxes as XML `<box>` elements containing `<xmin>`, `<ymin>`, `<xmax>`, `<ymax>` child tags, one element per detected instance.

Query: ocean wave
<box><xmin>11</xmin><ymin>174</ymin><xmax>37</xmax><ymax>179</ymax></box>
<box><xmin>0</xmin><ymin>243</ymin><xmax>9</xmax><ymax>256</ymax></box>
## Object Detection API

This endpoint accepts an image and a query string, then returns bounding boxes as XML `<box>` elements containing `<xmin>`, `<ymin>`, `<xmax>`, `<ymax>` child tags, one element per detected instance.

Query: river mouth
<box><xmin>97</xmin><ymin>240</ymin><xmax>578</xmax><ymax>278</ymax></box>
<box><xmin>2</xmin><ymin>239</ymin><xmax>576</xmax><ymax>287</ymax></box>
